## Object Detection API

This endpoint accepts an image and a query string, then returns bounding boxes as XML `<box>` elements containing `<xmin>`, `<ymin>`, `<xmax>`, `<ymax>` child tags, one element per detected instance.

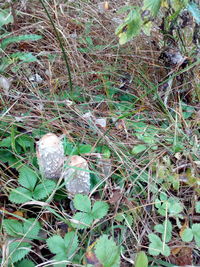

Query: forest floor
<box><xmin>0</xmin><ymin>1</ymin><xmax>200</xmax><ymax>266</ymax></box>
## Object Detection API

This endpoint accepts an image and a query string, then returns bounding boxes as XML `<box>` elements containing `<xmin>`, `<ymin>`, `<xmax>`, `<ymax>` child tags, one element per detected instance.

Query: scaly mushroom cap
<box><xmin>37</xmin><ymin>133</ymin><xmax>64</xmax><ymax>179</ymax></box>
<box><xmin>64</xmin><ymin>155</ymin><xmax>90</xmax><ymax>195</ymax></box>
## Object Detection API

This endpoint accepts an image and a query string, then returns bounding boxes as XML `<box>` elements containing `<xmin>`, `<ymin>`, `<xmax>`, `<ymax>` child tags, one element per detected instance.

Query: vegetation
<box><xmin>0</xmin><ymin>0</ymin><xmax>200</xmax><ymax>266</ymax></box>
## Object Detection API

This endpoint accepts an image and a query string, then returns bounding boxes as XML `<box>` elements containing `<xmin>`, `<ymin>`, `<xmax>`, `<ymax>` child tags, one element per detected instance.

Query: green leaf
<box><xmin>0</xmin><ymin>34</ymin><xmax>42</xmax><ymax>50</ymax></box>
<box><xmin>0</xmin><ymin>136</ymin><xmax>12</xmax><ymax>147</ymax></box>
<box><xmin>72</xmin><ymin>212</ymin><xmax>93</xmax><ymax>229</ymax></box>
<box><xmin>78</xmin><ymin>144</ymin><xmax>92</xmax><ymax>154</ymax></box>
<box><xmin>192</xmin><ymin>224</ymin><xmax>200</xmax><ymax>247</ymax></box>
<box><xmin>131</xmin><ymin>144</ymin><xmax>147</xmax><ymax>155</ymax></box>
<box><xmin>143</xmin><ymin>0</ymin><xmax>161</xmax><ymax>16</ymax></box>
<box><xmin>181</xmin><ymin>227</ymin><xmax>193</xmax><ymax>242</ymax></box>
<box><xmin>23</xmin><ymin>218</ymin><xmax>41</xmax><ymax>240</ymax></box>
<box><xmin>115</xmin><ymin>9</ymin><xmax>142</xmax><ymax>45</ymax></box>
<box><xmin>15</xmin><ymin>259</ymin><xmax>35</xmax><ymax>267</ymax></box>
<box><xmin>154</xmin><ymin>220</ymin><xmax>172</xmax><ymax>242</ymax></box>
<box><xmin>18</xmin><ymin>166</ymin><xmax>38</xmax><ymax>190</ymax></box>
<box><xmin>135</xmin><ymin>251</ymin><xmax>148</xmax><ymax>267</ymax></box>
<box><xmin>33</xmin><ymin>179</ymin><xmax>56</xmax><ymax>200</ymax></box>
<box><xmin>95</xmin><ymin>235</ymin><xmax>120</xmax><ymax>267</ymax></box>
<box><xmin>0</xmin><ymin>9</ymin><xmax>13</xmax><ymax>27</ymax></box>
<box><xmin>16</xmin><ymin>135</ymin><xmax>34</xmax><ymax>151</ymax></box>
<box><xmin>11</xmin><ymin>52</ymin><xmax>38</xmax><ymax>63</ymax></box>
<box><xmin>187</xmin><ymin>2</ymin><xmax>200</xmax><ymax>24</ymax></box>
<box><xmin>73</xmin><ymin>194</ymin><xmax>91</xmax><ymax>212</ymax></box>
<box><xmin>64</xmin><ymin>232</ymin><xmax>79</xmax><ymax>258</ymax></box>
<box><xmin>196</xmin><ymin>201</ymin><xmax>200</xmax><ymax>213</ymax></box>
<box><xmin>9</xmin><ymin>187</ymin><xmax>33</xmax><ymax>204</ymax></box>
<box><xmin>148</xmin><ymin>233</ymin><xmax>170</xmax><ymax>256</ymax></box>
<box><xmin>168</xmin><ymin>197</ymin><xmax>183</xmax><ymax>216</ymax></box>
<box><xmin>91</xmin><ymin>201</ymin><xmax>109</xmax><ymax>220</ymax></box>
<box><xmin>3</xmin><ymin>219</ymin><xmax>23</xmax><ymax>237</ymax></box>
<box><xmin>8</xmin><ymin>242</ymin><xmax>31</xmax><ymax>263</ymax></box>
<box><xmin>46</xmin><ymin>235</ymin><xmax>66</xmax><ymax>254</ymax></box>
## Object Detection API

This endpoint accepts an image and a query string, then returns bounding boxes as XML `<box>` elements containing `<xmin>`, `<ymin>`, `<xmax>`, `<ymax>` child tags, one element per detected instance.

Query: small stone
<box><xmin>36</xmin><ymin>133</ymin><xmax>64</xmax><ymax>179</ymax></box>
<box><xmin>64</xmin><ymin>155</ymin><xmax>90</xmax><ymax>196</ymax></box>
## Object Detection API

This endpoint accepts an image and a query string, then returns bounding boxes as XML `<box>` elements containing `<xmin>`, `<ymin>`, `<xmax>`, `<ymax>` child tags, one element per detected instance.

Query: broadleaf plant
<box><xmin>46</xmin><ymin>231</ymin><xmax>79</xmax><ymax>267</ymax></box>
<box><xmin>94</xmin><ymin>235</ymin><xmax>120</xmax><ymax>267</ymax></box>
<box><xmin>72</xmin><ymin>194</ymin><xmax>109</xmax><ymax>229</ymax></box>
<box><xmin>9</xmin><ymin>165</ymin><xmax>56</xmax><ymax>204</ymax></box>
<box><xmin>2</xmin><ymin>218</ymin><xmax>41</xmax><ymax>265</ymax></box>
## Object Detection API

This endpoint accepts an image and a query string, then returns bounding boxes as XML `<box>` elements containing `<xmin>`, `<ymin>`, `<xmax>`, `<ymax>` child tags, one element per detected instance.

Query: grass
<box><xmin>0</xmin><ymin>0</ymin><xmax>200</xmax><ymax>266</ymax></box>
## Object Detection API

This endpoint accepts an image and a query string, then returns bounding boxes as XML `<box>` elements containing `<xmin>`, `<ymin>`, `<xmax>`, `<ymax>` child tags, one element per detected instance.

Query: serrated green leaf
<box><xmin>154</xmin><ymin>220</ymin><xmax>172</xmax><ymax>242</ymax></box>
<box><xmin>192</xmin><ymin>224</ymin><xmax>200</xmax><ymax>247</ymax></box>
<box><xmin>23</xmin><ymin>218</ymin><xmax>41</xmax><ymax>240</ymax></box>
<box><xmin>32</xmin><ymin>180</ymin><xmax>56</xmax><ymax>200</ymax></box>
<box><xmin>92</xmin><ymin>201</ymin><xmax>109</xmax><ymax>220</ymax></box>
<box><xmin>135</xmin><ymin>251</ymin><xmax>148</xmax><ymax>267</ymax></box>
<box><xmin>143</xmin><ymin>0</ymin><xmax>161</xmax><ymax>16</ymax></box>
<box><xmin>9</xmin><ymin>187</ymin><xmax>33</xmax><ymax>204</ymax></box>
<box><xmin>181</xmin><ymin>227</ymin><xmax>193</xmax><ymax>242</ymax></box>
<box><xmin>0</xmin><ymin>34</ymin><xmax>42</xmax><ymax>50</ymax></box>
<box><xmin>73</xmin><ymin>194</ymin><xmax>91</xmax><ymax>212</ymax></box>
<box><xmin>64</xmin><ymin>232</ymin><xmax>78</xmax><ymax>258</ymax></box>
<box><xmin>95</xmin><ymin>235</ymin><xmax>120</xmax><ymax>267</ymax></box>
<box><xmin>187</xmin><ymin>2</ymin><xmax>200</xmax><ymax>24</ymax></box>
<box><xmin>46</xmin><ymin>235</ymin><xmax>66</xmax><ymax>254</ymax></box>
<box><xmin>3</xmin><ymin>219</ymin><xmax>23</xmax><ymax>237</ymax></box>
<box><xmin>0</xmin><ymin>9</ymin><xmax>13</xmax><ymax>27</ymax></box>
<box><xmin>18</xmin><ymin>166</ymin><xmax>38</xmax><ymax>190</ymax></box>
<box><xmin>131</xmin><ymin>144</ymin><xmax>147</xmax><ymax>155</ymax></box>
<box><xmin>9</xmin><ymin>242</ymin><xmax>31</xmax><ymax>264</ymax></box>
<box><xmin>72</xmin><ymin>212</ymin><xmax>93</xmax><ymax>229</ymax></box>
<box><xmin>196</xmin><ymin>201</ymin><xmax>200</xmax><ymax>213</ymax></box>
<box><xmin>15</xmin><ymin>259</ymin><xmax>35</xmax><ymax>267</ymax></box>
<box><xmin>148</xmin><ymin>233</ymin><xmax>170</xmax><ymax>256</ymax></box>
<box><xmin>16</xmin><ymin>135</ymin><xmax>34</xmax><ymax>151</ymax></box>
<box><xmin>168</xmin><ymin>197</ymin><xmax>183</xmax><ymax>216</ymax></box>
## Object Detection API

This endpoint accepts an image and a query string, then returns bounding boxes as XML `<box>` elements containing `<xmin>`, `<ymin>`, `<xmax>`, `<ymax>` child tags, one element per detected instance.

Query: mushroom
<box><xmin>64</xmin><ymin>155</ymin><xmax>90</xmax><ymax>196</ymax></box>
<box><xmin>36</xmin><ymin>133</ymin><xmax>64</xmax><ymax>179</ymax></box>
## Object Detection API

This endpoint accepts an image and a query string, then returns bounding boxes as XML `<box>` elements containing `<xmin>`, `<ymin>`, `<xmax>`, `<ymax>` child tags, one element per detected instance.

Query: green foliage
<box><xmin>46</xmin><ymin>231</ymin><xmax>78</xmax><ymax>266</ymax></box>
<box><xmin>8</xmin><ymin>241</ymin><xmax>31</xmax><ymax>264</ymax></box>
<box><xmin>154</xmin><ymin>220</ymin><xmax>172</xmax><ymax>243</ymax></box>
<box><xmin>94</xmin><ymin>235</ymin><xmax>120</xmax><ymax>267</ymax></box>
<box><xmin>195</xmin><ymin>201</ymin><xmax>200</xmax><ymax>213</ymax></box>
<box><xmin>143</xmin><ymin>0</ymin><xmax>161</xmax><ymax>17</ymax></box>
<box><xmin>3</xmin><ymin>218</ymin><xmax>41</xmax><ymax>239</ymax></box>
<box><xmin>135</xmin><ymin>251</ymin><xmax>148</xmax><ymax>267</ymax></box>
<box><xmin>131</xmin><ymin>144</ymin><xmax>147</xmax><ymax>155</ymax></box>
<box><xmin>155</xmin><ymin>192</ymin><xmax>183</xmax><ymax>217</ymax></box>
<box><xmin>0</xmin><ymin>34</ymin><xmax>42</xmax><ymax>50</ymax></box>
<box><xmin>0</xmin><ymin>6</ymin><xmax>42</xmax><ymax>73</ymax></box>
<box><xmin>72</xmin><ymin>194</ymin><xmax>109</xmax><ymax>229</ymax></box>
<box><xmin>9</xmin><ymin>165</ymin><xmax>56</xmax><ymax>204</ymax></box>
<box><xmin>181</xmin><ymin>224</ymin><xmax>200</xmax><ymax>247</ymax></box>
<box><xmin>115</xmin><ymin>0</ymin><xmax>199</xmax><ymax>45</ymax></box>
<box><xmin>115</xmin><ymin>8</ymin><xmax>142</xmax><ymax>45</ymax></box>
<box><xmin>148</xmin><ymin>233</ymin><xmax>170</xmax><ymax>256</ymax></box>
<box><xmin>15</xmin><ymin>259</ymin><xmax>35</xmax><ymax>267</ymax></box>
<box><xmin>0</xmin><ymin>8</ymin><xmax>13</xmax><ymax>27</ymax></box>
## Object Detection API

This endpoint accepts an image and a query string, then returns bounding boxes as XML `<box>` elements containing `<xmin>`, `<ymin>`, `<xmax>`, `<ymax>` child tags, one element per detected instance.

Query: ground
<box><xmin>0</xmin><ymin>1</ymin><xmax>200</xmax><ymax>266</ymax></box>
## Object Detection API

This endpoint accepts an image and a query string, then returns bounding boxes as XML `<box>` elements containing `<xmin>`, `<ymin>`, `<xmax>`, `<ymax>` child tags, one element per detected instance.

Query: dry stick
<box><xmin>39</xmin><ymin>0</ymin><xmax>73</xmax><ymax>92</ymax></box>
